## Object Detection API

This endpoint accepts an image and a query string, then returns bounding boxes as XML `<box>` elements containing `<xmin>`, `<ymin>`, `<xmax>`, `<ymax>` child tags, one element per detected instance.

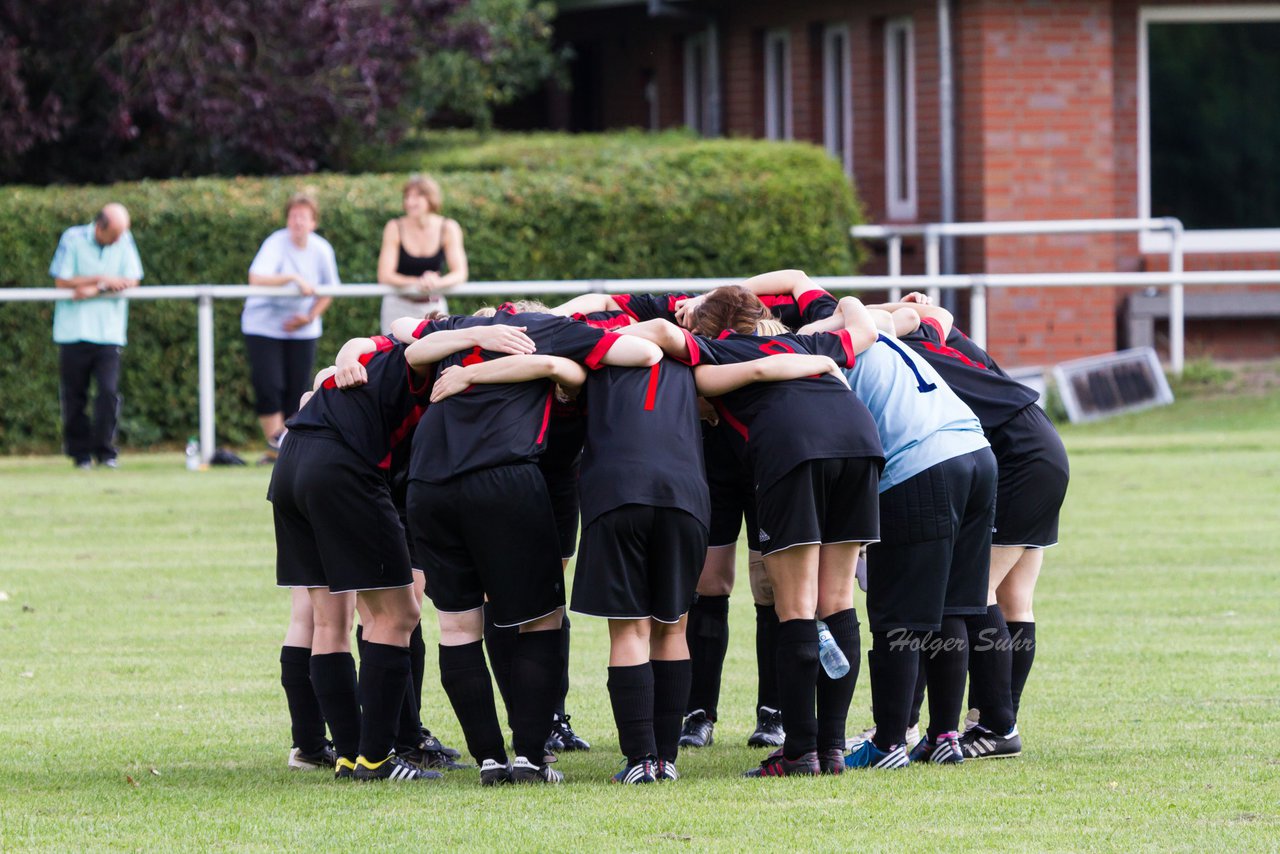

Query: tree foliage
<box><xmin>0</xmin><ymin>0</ymin><xmax>490</xmax><ymax>182</ymax></box>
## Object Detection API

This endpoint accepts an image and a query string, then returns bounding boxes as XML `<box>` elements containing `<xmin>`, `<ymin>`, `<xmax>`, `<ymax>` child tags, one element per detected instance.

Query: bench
<box><xmin>1124</xmin><ymin>290</ymin><xmax>1280</xmax><ymax>349</ymax></box>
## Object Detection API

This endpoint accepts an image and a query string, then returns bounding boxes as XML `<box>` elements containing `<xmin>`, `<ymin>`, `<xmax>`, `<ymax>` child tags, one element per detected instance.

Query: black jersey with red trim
<box><xmin>286</xmin><ymin>335</ymin><xmax>429</xmax><ymax>470</ymax></box>
<box><xmin>612</xmin><ymin>292</ymin><xmax>690</xmax><ymax>322</ymax></box>
<box><xmin>408</xmin><ymin>312</ymin><xmax>619</xmax><ymax>483</ymax></box>
<box><xmin>900</xmin><ymin>317</ymin><xmax>1039</xmax><ymax>432</ymax></box>
<box><xmin>579</xmin><ymin>359</ymin><xmax>710</xmax><ymax>529</ymax></box>
<box><xmin>693</xmin><ymin>330</ymin><xmax>884</xmax><ymax>492</ymax></box>
<box><xmin>758</xmin><ymin>290</ymin><xmax>839</xmax><ymax>331</ymax></box>
<box><xmin>572</xmin><ymin>309</ymin><xmax>635</xmax><ymax>330</ymax></box>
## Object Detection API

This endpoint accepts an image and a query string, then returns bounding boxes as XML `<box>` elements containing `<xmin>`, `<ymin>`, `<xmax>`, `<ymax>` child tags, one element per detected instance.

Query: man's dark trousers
<box><xmin>59</xmin><ymin>342</ymin><xmax>122</xmax><ymax>465</ymax></box>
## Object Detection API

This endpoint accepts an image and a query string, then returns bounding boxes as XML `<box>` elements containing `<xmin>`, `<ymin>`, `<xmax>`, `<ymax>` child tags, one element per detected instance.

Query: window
<box><xmin>884</xmin><ymin>17</ymin><xmax>917</xmax><ymax>219</ymax></box>
<box><xmin>764</xmin><ymin>29</ymin><xmax>793</xmax><ymax>140</ymax></box>
<box><xmin>684</xmin><ymin>33</ymin><xmax>709</xmax><ymax>135</ymax></box>
<box><xmin>823</xmin><ymin>24</ymin><xmax>853</xmax><ymax>174</ymax></box>
<box><xmin>1140</xmin><ymin>6</ymin><xmax>1280</xmax><ymax>252</ymax></box>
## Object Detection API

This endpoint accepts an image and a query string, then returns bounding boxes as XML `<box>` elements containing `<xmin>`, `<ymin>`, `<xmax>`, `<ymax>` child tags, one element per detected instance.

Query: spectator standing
<box><xmin>376</xmin><ymin>175</ymin><xmax>467</xmax><ymax>334</ymax></box>
<box><xmin>244</xmin><ymin>192</ymin><xmax>338</xmax><ymax>463</ymax></box>
<box><xmin>49</xmin><ymin>203</ymin><xmax>143</xmax><ymax>469</ymax></box>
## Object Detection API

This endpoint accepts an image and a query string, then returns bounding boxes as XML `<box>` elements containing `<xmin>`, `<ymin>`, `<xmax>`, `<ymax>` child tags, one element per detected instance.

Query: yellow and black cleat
<box><xmin>334</xmin><ymin>757</ymin><xmax>357</xmax><ymax>780</ymax></box>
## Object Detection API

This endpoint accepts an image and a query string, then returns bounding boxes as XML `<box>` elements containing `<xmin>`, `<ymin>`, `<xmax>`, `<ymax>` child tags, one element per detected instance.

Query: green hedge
<box><xmin>0</xmin><ymin>132</ymin><xmax>863</xmax><ymax>453</ymax></box>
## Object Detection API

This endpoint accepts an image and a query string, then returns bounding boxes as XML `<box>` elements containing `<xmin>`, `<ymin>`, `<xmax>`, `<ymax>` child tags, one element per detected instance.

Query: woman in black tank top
<box><xmin>377</xmin><ymin>174</ymin><xmax>469</xmax><ymax>334</ymax></box>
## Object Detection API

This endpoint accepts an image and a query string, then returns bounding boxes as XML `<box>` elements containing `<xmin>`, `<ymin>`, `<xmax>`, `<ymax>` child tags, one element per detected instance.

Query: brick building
<box><xmin>512</xmin><ymin>0</ymin><xmax>1280</xmax><ymax>367</ymax></box>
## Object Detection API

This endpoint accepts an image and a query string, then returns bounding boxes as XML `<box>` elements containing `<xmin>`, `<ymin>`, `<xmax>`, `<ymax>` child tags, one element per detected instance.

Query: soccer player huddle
<box><xmin>269</xmin><ymin>268</ymin><xmax>1068</xmax><ymax>784</ymax></box>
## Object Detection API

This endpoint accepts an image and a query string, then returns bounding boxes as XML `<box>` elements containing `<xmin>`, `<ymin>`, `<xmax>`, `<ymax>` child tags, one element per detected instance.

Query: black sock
<box><xmin>907</xmin><ymin>657</ymin><xmax>927</xmax><ymax>729</ymax></box>
<box><xmin>869</xmin><ymin>631</ymin><xmax>920</xmax><ymax>752</ymax></box>
<box><xmin>966</xmin><ymin>605</ymin><xmax>1016</xmax><ymax>734</ymax></box>
<box><xmin>923</xmin><ymin>617</ymin><xmax>969</xmax><ymax>740</ymax></box>
<box><xmin>309</xmin><ymin>652</ymin><xmax>360</xmax><ymax>762</ymax></box>
<box><xmin>409</xmin><ymin>622</ymin><xmax>426</xmax><ymax>716</ymax></box>
<box><xmin>280</xmin><ymin>645</ymin><xmax>327</xmax><ymax>753</ymax></box>
<box><xmin>776</xmin><ymin>618</ymin><xmax>819</xmax><ymax>759</ymax></box>
<box><xmin>357</xmin><ymin>641</ymin><xmax>410</xmax><ymax>762</ymax></box>
<box><xmin>510</xmin><ymin>629</ymin><xmax>564</xmax><ymax>762</ymax></box>
<box><xmin>439</xmin><ymin>641</ymin><xmax>506</xmax><ymax>765</ymax></box>
<box><xmin>816</xmin><ymin>609</ymin><xmax>860</xmax><ymax>752</ymax></box>
<box><xmin>754</xmin><ymin>604</ymin><xmax>781</xmax><ymax>711</ymax></box>
<box><xmin>651</xmin><ymin>658</ymin><xmax>691</xmax><ymax>762</ymax></box>
<box><xmin>557</xmin><ymin>615</ymin><xmax>571</xmax><ymax>718</ymax></box>
<box><xmin>1008</xmin><ymin>621</ymin><xmax>1037</xmax><ymax>719</ymax></box>
<box><xmin>355</xmin><ymin>623</ymin><xmax>368</xmax><ymax>659</ymax></box>
<box><xmin>394</xmin><ymin>670</ymin><xmax>422</xmax><ymax>755</ymax></box>
<box><xmin>483</xmin><ymin>603</ymin><xmax>518</xmax><ymax>723</ymax></box>
<box><xmin>608</xmin><ymin>663</ymin><xmax>656</xmax><ymax>762</ymax></box>
<box><xmin>686</xmin><ymin>594</ymin><xmax>730</xmax><ymax>719</ymax></box>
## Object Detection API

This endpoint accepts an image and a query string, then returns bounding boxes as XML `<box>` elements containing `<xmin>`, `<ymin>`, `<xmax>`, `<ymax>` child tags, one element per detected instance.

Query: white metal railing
<box><xmin>850</xmin><ymin>217</ymin><xmax>1186</xmax><ymax>372</ymax></box>
<box><xmin>7</xmin><ymin>265</ymin><xmax>1280</xmax><ymax>462</ymax></box>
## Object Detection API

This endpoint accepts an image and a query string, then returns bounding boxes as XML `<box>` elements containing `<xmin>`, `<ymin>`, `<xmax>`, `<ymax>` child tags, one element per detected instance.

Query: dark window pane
<box><xmin>1149</xmin><ymin>21</ymin><xmax>1280</xmax><ymax>229</ymax></box>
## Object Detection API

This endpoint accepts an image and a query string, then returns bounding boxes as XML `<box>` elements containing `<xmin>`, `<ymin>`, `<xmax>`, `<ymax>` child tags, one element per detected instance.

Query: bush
<box><xmin>0</xmin><ymin>133</ymin><xmax>863</xmax><ymax>453</ymax></box>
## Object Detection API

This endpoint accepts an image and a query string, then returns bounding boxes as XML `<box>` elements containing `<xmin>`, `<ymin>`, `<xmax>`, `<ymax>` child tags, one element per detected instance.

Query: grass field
<box><xmin>1</xmin><ymin>386</ymin><xmax>1278</xmax><ymax>852</ymax></box>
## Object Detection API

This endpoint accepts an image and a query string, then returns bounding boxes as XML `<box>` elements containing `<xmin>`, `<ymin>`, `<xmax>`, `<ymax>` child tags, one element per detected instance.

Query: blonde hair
<box><xmin>404</xmin><ymin>174</ymin><xmax>443</xmax><ymax>213</ymax></box>
<box><xmin>284</xmin><ymin>191</ymin><xmax>319</xmax><ymax>222</ymax></box>
<box><xmin>472</xmin><ymin>307</ymin><xmax>498</xmax><ymax>318</ymax></box>
<box><xmin>506</xmin><ymin>299</ymin><xmax>551</xmax><ymax>314</ymax></box>
<box><xmin>754</xmin><ymin>318</ymin><xmax>789</xmax><ymax>336</ymax></box>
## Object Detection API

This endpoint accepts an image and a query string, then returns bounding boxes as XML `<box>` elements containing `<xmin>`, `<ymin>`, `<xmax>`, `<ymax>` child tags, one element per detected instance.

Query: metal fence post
<box><xmin>971</xmin><ymin>278</ymin><xmax>988</xmax><ymax>349</ymax></box>
<box><xmin>197</xmin><ymin>291</ymin><xmax>216</xmax><ymax>464</ymax></box>
<box><xmin>1167</xmin><ymin>218</ymin><xmax>1185</xmax><ymax>377</ymax></box>
<box><xmin>888</xmin><ymin>234</ymin><xmax>903</xmax><ymax>302</ymax></box>
<box><xmin>924</xmin><ymin>228</ymin><xmax>941</xmax><ymax>305</ymax></box>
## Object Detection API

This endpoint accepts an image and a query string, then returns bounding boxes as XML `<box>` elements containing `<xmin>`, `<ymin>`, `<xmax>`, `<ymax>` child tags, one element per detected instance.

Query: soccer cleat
<box><xmin>334</xmin><ymin>757</ymin><xmax>356</xmax><ymax>780</ymax></box>
<box><xmin>100</xmin><ymin>458</ymin><xmax>119</xmax><ymax>469</ymax></box>
<box><xmin>74</xmin><ymin>459</ymin><xmax>93</xmax><ymax>471</ymax></box>
<box><xmin>655</xmin><ymin>759</ymin><xmax>680</xmax><ymax>782</ymax></box>
<box><xmin>743</xmin><ymin>748</ymin><xmax>820</xmax><ymax>778</ymax></box>
<box><xmin>678</xmin><ymin>709</ymin><xmax>715</xmax><ymax>748</ymax></box>
<box><xmin>611</xmin><ymin>758</ymin><xmax>657</xmax><ymax>784</ymax></box>
<box><xmin>545</xmin><ymin>713</ymin><xmax>590</xmax><ymax>753</ymax></box>
<box><xmin>747</xmin><ymin>706</ymin><xmax>785</xmax><ymax>748</ymax></box>
<box><xmin>963</xmin><ymin>708</ymin><xmax>982</xmax><ymax>733</ymax></box>
<box><xmin>398</xmin><ymin>741</ymin><xmax>471</xmax><ymax>771</ymax></box>
<box><xmin>479</xmin><ymin>758</ymin><xmax>511</xmax><ymax>786</ymax></box>
<box><xmin>909</xmin><ymin>732</ymin><xmax>965</xmax><ymax>765</ymax></box>
<box><xmin>510</xmin><ymin>755</ymin><xmax>564</xmax><ymax>785</ymax></box>
<box><xmin>353</xmin><ymin>754</ymin><xmax>443</xmax><ymax>782</ymax></box>
<box><xmin>844</xmin><ymin>740</ymin><xmax>910</xmax><ymax>770</ymax></box>
<box><xmin>845</xmin><ymin>723</ymin><xmax>920</xmax><ymax>751</ymax></box>
<box><xmin>959</xmin><ymin>725</ymin><xmax>1022</xmax><ymax>759</ymax></box>
<box><xmin>818</xmin><ymin>748</ymin><xmax>845</xmax><ymax>775</ymax></box>
<box><xmin>420</xmin><ymin>728</ymin><xmax>462</xmax><ymax>760</ymax></box>
<box><xmin>288</xmin><ymin>744</ymin><xmax>337</xmax><ymax>771</ymax></box>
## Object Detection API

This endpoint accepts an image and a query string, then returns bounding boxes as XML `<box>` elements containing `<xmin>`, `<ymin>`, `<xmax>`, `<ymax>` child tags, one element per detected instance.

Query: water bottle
<box><xmin>817</xmin><ymin>620</ymin><xmax>850</xmax><ymax>679</ymax></box>
<box><xmin>185</xmin><ymin>436</ymin><xmax>201</xmax><ymax>471</ymax></box>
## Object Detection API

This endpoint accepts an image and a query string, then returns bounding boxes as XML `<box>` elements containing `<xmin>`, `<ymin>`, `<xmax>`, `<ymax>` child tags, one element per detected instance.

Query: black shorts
<box><xmin>704</xmin><ymin>426</ymin><xmax>760</xmax><ymax>550</ymax></box>
<box><xmin>244</xmin><ymin>334</ymin><xmax>318</xmax><ymax>418</ymax></box>
<box><xmin>407</xmin><ymin>464</ymin><xmax>564</xmax><ymax>627</ymax></box>
<box><xmin>270</xmin><ymin>432</ymin><xmax>413</xmax><ymax>594</ymax></box>
<box><xmin>989</xmin><ymin>404</ymin><xmax>1069</xmax><ymax>548</ymax></box>
<box><xmin>866</xmin><ymin>447</ymin><xmax>997</xmax><ymax>633</ymax></box>
<box><xmin>755</xmin><ymin>457</ymin><xmax>881</xmax><ymax>557</ymax></box>
<box><xmin>571</xmin><ymin>505</ymin><xmax>709</xmax><ymax>623</ymax></box>
<box><xmin>539</xmin><ymin>457</ymin><xmax>581</xmax><ymax>560</ymax></box>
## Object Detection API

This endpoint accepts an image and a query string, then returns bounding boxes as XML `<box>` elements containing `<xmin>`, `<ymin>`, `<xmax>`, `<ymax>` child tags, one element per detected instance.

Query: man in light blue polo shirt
<box><xmin>49</xmin><ymin>203</ymin><xmax>144</xmax><ymax>469</ymax></box>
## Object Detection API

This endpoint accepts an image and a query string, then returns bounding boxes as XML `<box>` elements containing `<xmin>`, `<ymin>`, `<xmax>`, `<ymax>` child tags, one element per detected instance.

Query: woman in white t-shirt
<box><xmin>244</xmin><ymin>192</ymin><xmax>340</xmax><ymax>462</ymax></box>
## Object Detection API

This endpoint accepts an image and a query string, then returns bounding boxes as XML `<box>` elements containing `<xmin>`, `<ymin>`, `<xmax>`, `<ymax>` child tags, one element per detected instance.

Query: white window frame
<box><xmin>884</xmin><ymin>17</ymin><xmax>917</xmax><ymax>220</ymax></box>
<box><xmin>764</xmin><ymin>28</ymin><xmax>793</xmax><ymax>141</ymax></box>
<box><xmin>822</xmin><ymin>24</ymin><xmax>854</xmax><ymax>175</ymax></box>
<box><xmin>1139</xmin><ymin>5</ymin><xmax>1280</xmax><ymax>253</ymax></box>
<box><xmin>684</xmin><ymin>33</ymin><xmax>708</xmax><ymax>135</ymax></box>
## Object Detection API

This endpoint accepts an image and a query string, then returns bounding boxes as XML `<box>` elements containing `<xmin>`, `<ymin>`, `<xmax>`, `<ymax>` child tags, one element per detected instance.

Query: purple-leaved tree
<box><xmin>0</xmin><ymin>0</ymin><xmax>487</xmax><ymax>182</ymax></box>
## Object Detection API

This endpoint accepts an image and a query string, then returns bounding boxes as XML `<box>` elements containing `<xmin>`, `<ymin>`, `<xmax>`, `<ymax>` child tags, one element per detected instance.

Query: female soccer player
<box><xmin>887</xmin><ymin>297</ymin><xmax>1069</xmax><ymax>758</ymax></box>
<box><xmin>396</xmin><ymin>307</ymin><xmax>661</xmax><ymax>785</ymax></box>
<box><xmin>623</xmin><ymin>286</ymin><xmax>882</xmax><ymax>777</ymax></box>
<box><xmin>271</xmin><ymin>322</ymin><xmax>536</xmax><ymax>782</ymax></box>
